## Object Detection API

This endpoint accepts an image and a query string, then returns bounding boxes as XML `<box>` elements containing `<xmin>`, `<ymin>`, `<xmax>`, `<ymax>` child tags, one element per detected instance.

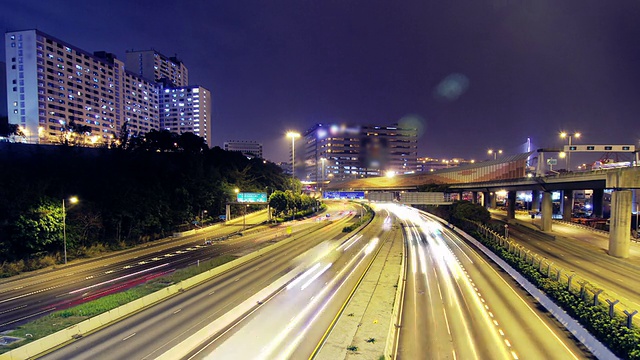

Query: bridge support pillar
<box><xmin>490</xmin><ymin>192</ymin><xmax>496</xmax><ymax>209</ymax></box>
<box><xmin>541</xmin><ymin>191</ymin><xmax>553</xmax><ymax>231</ymax></box>
<box><xmin>609</xmin><ymin>190</ymin><xmax>631</xmax><ymax>258</ymax></box>
<box><xmin>507</xmin><ymin>191</ymin><xmax>516</xmax><ymax>220</ymax></box>
<box><xmin>592</xmin><ymin>188</ymin><xmax>604</xmax><ymax>218</ymax></box>
<box><xmin>226</xmin><ymin>204</ymin><xmax>231</xmax><ymax>221</ymax></box>
<box><xmin>483</xmin><ymin>191</ymin><xmax>490</xmax><ymax>208</ymax></box>
<box><xmin>532</xmin><ymin>190</ymin><xmax>540</xmax><ymax>213</ymax></box>
<box><xmin>562</xmin><ymin>190</ymin><xmax>574</xmax><ymax>221</ymax></box>
<box><xmin>472</xmin><ymin>191</ymin><xmax>479</xmax><ymax>204</ymax></box>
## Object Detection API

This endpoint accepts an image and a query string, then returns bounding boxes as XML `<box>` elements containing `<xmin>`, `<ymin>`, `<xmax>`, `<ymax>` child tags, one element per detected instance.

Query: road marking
<box><xmin>173</xmin><ymin>309</ymin><xmax>182</xmax><ymax>314</ymax></box>
<box><xmin>0</xmin><ymin>304</ymin><xmax>27</xmax><ymax>315</ymax></box>
<box><xmin>122</xmin><ymin>333</ymin><xmax>136</xmax><ymax>341</ymax></box>
<box><xmin>504</xmin><ymin>339</ymin><xmax>511</xmax><ymax>347</ymax></box>
<box><xmin>208</xmin><ymin>291</ymin><xmax>215</xmax><ymax>296</ymax></box>
<box><xmin>85</xmin><ymin>276</ymin><xmax>94</xmax><ymax>280</ymax></box>
<box><xmin>511</xmin><ymin>350</ymin><xmax>519</xmax><ymax>359</ymax></box>
<box><xmin>105</xmin><ymin>270</ymin><xmax>114</xmax><ymax>274</ymax></box>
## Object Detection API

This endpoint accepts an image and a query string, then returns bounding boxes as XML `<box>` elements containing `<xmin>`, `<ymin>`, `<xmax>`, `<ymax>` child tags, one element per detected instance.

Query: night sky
<box><xmin>2</xmin><ymin>0</ymin><xmax>640</xmax><ymax>163</ymax></box>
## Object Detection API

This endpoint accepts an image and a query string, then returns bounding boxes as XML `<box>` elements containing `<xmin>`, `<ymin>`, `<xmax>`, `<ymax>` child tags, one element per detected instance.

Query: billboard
<box><xmin>323</xmin><ymin>191</ymin><xmax>365</xmax><ymax>200</ymax></box>
<box><xmin>237</xmin><ymin>192</ymin><xmax>268</xmax><ymax>203</ymax></box>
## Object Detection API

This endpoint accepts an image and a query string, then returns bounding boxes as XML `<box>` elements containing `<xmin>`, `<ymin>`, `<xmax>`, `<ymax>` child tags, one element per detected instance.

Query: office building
<box><xmin>303</xmin><ymin>123</ymin><xmax>418</xmax><ymax>182</ymax></box>
<box><xmin>160</xmin><ymin>85</ymin><xmax>212</xmax><ymax>147</ymax></box>
<box><xmin>125</xmin><ymin>49</ymin><xmax>188</xmax><ymax>87</ymax></box>
<box><xmin>224</xmin><ymin>140</ymin><xmax>263</xmax><ymax>159</ymax></box>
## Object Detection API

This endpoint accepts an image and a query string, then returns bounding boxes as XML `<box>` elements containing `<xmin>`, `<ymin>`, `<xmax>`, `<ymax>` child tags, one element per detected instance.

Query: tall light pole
<box><xmin>62</xmin><ymin>196</ymin><xmax>78</xmax><ymax>265</ymax></box>
<box><xmin>286</xmin><ymin>131</ymin><xmax>300</xmax><ymax>178</ymax></box>
<box><xmin>488</xmin><ymin>149</ymin><xmax>502</xmax><ymax>160</ymax></box>
<box><xmin>320</xmin><ymin>157</ymin><xmax>326</xmax><ymax>195</ymax></box>
<box><xmin>560</xmin><ymin>131</ymin><xmax>581</xmax><ymax>171</ymax></box>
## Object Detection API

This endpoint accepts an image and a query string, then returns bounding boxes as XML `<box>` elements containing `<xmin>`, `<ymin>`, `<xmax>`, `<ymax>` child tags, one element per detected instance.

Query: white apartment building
<box><xmin>160</xmin><ymin>86</ymin><xmax>212</xmax><ymax>147</ymax></box>
<box><xmin>5</xmin><ymin>30</ymin><xmax>212</xmax><ymax>147</ymax></box>
<box><xmin>125</xmin><ymin>49</ymin><xmax>188</xmax><ymax>87</ymax></box>
<box><xmin>223</xmin><ymin>140</ymin><xmax>263</xmax><ymax>158</ymax></box>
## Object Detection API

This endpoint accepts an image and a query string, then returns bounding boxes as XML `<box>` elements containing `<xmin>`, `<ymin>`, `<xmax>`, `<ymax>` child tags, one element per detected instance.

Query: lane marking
<box><xmin>173</xmin><ymin>309</ymin><xmax>182</xmax><ymax>314</ymax></box>
<box><xmin>123</xmin><ymin>333</ymin><xmax>137</xmax><ymax>341</ymax></box>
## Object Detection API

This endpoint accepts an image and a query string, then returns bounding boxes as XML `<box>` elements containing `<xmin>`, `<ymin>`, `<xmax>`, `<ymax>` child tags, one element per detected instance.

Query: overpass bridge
<box><xmin>327</xmin><ymin>151</ymin><xmax>640</xmax><ymax>258</ymax></box>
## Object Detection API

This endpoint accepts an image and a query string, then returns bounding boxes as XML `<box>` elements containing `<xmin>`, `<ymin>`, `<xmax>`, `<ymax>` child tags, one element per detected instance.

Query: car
<box><xmin>326</xmin><ymin>213</ymin><xmax>331</xmax><ymax>217</ymax></box>
<box><xmin>204</xmin><ymin>240</ymin><xmax>212</xmax><ymax>245</ymax></box>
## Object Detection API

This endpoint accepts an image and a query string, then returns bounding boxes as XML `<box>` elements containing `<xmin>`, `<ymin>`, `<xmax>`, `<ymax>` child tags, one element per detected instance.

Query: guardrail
<box><xmin>475</xmin><ymin>224</ymin><xmax>639</xmax><ymax>329</ymax></box>
<box><xmin>384</xmin><ymin>226</ymin><xmax>406</xmax><ymax>360</ymax></box>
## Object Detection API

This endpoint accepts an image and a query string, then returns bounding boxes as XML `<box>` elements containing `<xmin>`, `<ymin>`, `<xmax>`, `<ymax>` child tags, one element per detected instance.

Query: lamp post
<box><xmin>560</xmin><ymin>132</ymin><xmax>581</xmax><ymax>171</ymax></box>
<box><xmin>286</xmin><ymin>131</ymin><xmax>300</xmax><ymax>178</ymax></box>
<box><xmin>488</xmin><ymin>149</ymin><xmax>502</xmax><ymax>160</ymax></box>
<box><xmin>320</xmin><ymin>157</ymin><xmax>326</xmax><ymax>195</ymax></box>
<box><xmin>62</xmin><ymin>196</ymin><xmax>78</xmax><ymax>265</ymax></box>
<box><xmin>243</xmin><ymin>204</ymin><xmax>248</xmax><ymax>231</ymax></box>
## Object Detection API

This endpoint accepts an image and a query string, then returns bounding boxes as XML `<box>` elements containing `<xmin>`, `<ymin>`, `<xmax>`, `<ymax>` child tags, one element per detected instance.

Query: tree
<box><xmin>9</xmin><ymin>198</ymin><xmax>64</xmax><ymax>256</ymax></box>
<box><xmin>269</xmin><ymin>191</ymin><xmax>289</xmax><ymax>217</ymax></box>
<box><xmin>177</xmin><ymin>132</ymin><xmax>208</xmax><ymax>154</ymax></box>
<box><xmin>451</xmin><ymin>201</ymin><xmax>491</xmax><ymax>224</ymax></box>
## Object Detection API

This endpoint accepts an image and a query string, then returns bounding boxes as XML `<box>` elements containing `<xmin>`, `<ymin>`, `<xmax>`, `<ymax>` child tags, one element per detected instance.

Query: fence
<box><xmin>473</xmin><ymin>222</ymin><xmax>639</xmax><ymax>329</ymax></box>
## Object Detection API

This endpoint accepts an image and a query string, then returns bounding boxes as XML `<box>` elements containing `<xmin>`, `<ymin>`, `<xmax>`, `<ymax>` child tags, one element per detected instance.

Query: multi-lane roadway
<box><xmin>0</xmin><ymin>207</ymin><xmax>332</xmax><ymax>332</ymax></box>
<box><xmin>39</xmin><ymin>202</ymin><xmax>364</xmax><ymax>359</ymax></box>
<box><xmin>3</xmin><ymin>201</ymin><xmax>609</xmax><ymax>360</ymax></box>
<box><xmin>382</xmin><ymin>205</ymin><xmax>592</xmax><ymax>360</ymax></box>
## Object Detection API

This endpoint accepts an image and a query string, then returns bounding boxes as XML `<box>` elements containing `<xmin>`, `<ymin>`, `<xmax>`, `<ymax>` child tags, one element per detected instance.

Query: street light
<box><xmin>320</xmin><ymin>157</ymin><xmax>326</xmax><ymax>195</ymax></box>
<box><xmin>560</xmin><ymin>131</ymin><xmax>581</xmax><ymax>170</ymax></box>
<box><xmin>286</xmin><ymin>131</ymin><xmax>301</xmax><ymax>178</ymax></box>
<box><xmin>62</xmin><ymin>196</ymin><xmax>78</xmax><ymax>265</ymax></box>
<box><xmin>488</xmin><ymin>149</ymin><xmax>503</xmax><ymax>160</ymax></box>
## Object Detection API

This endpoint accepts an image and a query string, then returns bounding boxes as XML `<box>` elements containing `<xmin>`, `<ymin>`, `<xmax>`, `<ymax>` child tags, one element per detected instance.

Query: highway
<box><xmin>178</xmin><ymin>209</ymin><xmax>394</xmax><ymax>360</ymax></box>
<box><xmin>493</xmin><ymin>211</ymin><xmax>640</xmax><ymax>325</ymax></box>
<box><xmin>0</xmin><ymin>208</ymin><xmax>322</xmax><ymax>332</ymax></box>
<box><xmin>383</xmin><ymin>205</ymin><xmax>592</xmax><ymax>360</ymax></box>
<box><xmin>39</xmin><ymin>202</ymin><xmax>364</xmax><ymax>360</ymax></box>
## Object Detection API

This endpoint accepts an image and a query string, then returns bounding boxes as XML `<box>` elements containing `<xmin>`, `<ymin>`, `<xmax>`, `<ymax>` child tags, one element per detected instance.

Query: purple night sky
<box><xmin>2</xmin><ymin>0</ymin><xmax>640</xmax><ymax>163</ymax></box>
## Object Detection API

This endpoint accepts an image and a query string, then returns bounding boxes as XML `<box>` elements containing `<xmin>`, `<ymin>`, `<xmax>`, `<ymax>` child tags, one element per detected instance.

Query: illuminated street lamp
<box><xmin>62</xmin><ymin>196</ymin><xmax>78</xmax><ymax>265</ymax></box>
<box><xmin>488</xmin><ymin>149</ymin><xmax>503</xmax><ymax>160</ymax></box>
<box><xmin>286</xmin><ymin>131</ymin><xmax>301</xmax><ymax>178</ymax></box>
<box><xmin>560</xmin><ymin>131</ymin><xmax>581</xmax><ymax>170</ymax></box>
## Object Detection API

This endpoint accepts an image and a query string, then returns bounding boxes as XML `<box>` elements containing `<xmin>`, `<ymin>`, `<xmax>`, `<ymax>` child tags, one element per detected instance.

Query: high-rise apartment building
<box><xmin>160</xmin><ymin>85</ymin><xmax>212</xmax><ymax>147</ymax></box>
<box><xmin>5</xmin><ymin>30</ymin><xmax>128</xmax><ymax>145</ymax></box>
<box><xmin>223</xmin><ymin>140</ymin><xmax>263</xmax><ymax>159</ymax></box>
<box><xmin>125</xmin><ymin>50</ymin><xmax>188</xmax><ymax>87</ymax></box>
<box><xmin>303</xmin><ymin>123</ymin><xmax>418</xmax><ymax>182</ymax></box>
<box><xmin>4</xmin><ymin>30</ymin><xmax>212</xmax><ymax>147</ymax></box>
<box><xmin>0</xmin><ymin>61</ymin><xmax>6</xmax><ymax>117</ymax></box>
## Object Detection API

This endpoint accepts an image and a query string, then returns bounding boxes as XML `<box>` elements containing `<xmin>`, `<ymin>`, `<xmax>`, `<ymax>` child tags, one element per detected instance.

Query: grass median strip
<box><xmin>0</xmin><ymin>255</ymin><xmax>236</xmax><ymax>354</ymax></box>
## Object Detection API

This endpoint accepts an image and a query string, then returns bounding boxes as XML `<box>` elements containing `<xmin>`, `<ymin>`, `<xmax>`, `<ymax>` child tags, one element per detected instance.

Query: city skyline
<box><xmin>2</xmin><ymin>0</ymin><xmax>640</xmax><ymax>163</ymax></box>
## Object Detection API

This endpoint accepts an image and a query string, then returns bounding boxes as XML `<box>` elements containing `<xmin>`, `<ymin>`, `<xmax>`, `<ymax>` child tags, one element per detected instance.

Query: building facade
<box><xmin>160</xmin><ymin>85</ymin><xmax>212</xmax><ymax>147</ymax></box>
<box><xmin>5</xmin><ymin>30</ymin><xmax>211</xmax><ymax>147</ymax></box>
<box><xmin>303</xmin><ymin>123</ymin><xmax>418</xmax><ymax>182</ymax></box>
<box><xmin>125</xmin><ymin>49</ymin><xmax>188</xmax><ymax>87</ymax></box>
<box><xmin>223</xmin><ymin>140</ymin><xmax>263</xmax><ymax>158</ymax></box>
<box><xmin>5</xmin><ymin>30</ymin><xmax>127</xmax><ymax>145</ymax></box>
